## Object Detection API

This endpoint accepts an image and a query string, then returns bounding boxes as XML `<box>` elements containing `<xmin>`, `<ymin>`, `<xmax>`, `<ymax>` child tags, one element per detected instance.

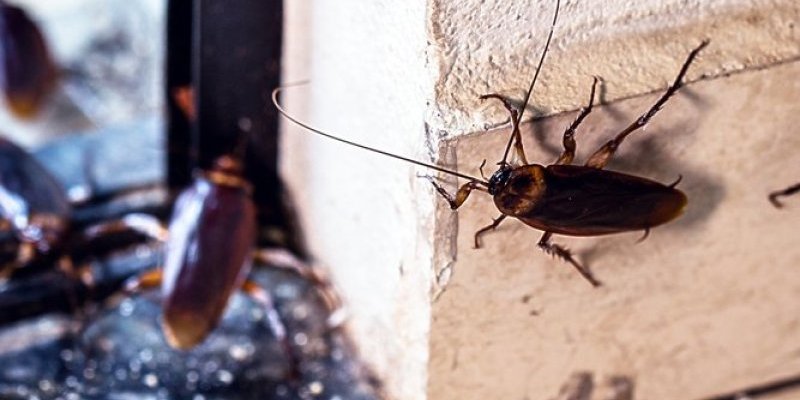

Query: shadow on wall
<box><xmin>522</xmin><ymin>84</ymin><xmax>724</xmax><ymax>233</ymax></box>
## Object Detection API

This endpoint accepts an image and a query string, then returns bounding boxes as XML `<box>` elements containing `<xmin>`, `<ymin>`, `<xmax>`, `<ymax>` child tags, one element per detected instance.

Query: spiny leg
<box><xmin>252</xmin><ymin>248</ymin><xmax>346</xmax><ymax>328</ymax></box>
<box><xmin>555</xmin><ymin>77</ymin><xmax>599</xmax><ymax>165</ymax></box>
<box><xmin>537</xmin><ymin>232</ymin><xmax>601</xmax><ymax>287</ymax></box>
<box><xmin>428</xmin><ymin>178</ymin><xmax>487</xmax><ymax>210</ymax></box>
<box><xmin>83</xmin><ymin>213</ymin><xmax>169</xmax><ymax>243</ymax></box>
<box><xmin>473</xmin><ymin>214</ymin><xmax>507</xmax><ymax>249</ymax></box>
<box><xmin>480</xmin><ymin>94</ymin><xmax>528</xmax><ymax>165</ymax></box>
<box><xmin>769</xmin><ymin>181</ymin><xmax>800</xmax><ymax>208</ymax></box>
<box><xmin>585</xmin><ymin>40</ymin><xmax>709</xmax><ymax>169</ymax></box>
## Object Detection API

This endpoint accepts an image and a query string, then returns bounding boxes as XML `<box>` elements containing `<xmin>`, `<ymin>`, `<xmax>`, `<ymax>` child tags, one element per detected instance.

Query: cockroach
<box><xmin>0</xmin><ymin>1</ymin><xmax>58</xmax><ymax>118</ymax></box>
<box><xmin>124</xmin><ymin>148</ymin><xmax>343</xmax><ymax>374</ymax></box>
<box><xmin>0</xmin><ymin>136</ymin><xmax>165</xmax><ymax>283</ymax></box>
<box><xmin>124</xmin><ymin>153</ymin><xmax>282</xmax><ymax>350</ymax></box>
<box><xmin>273</xmin><ymin>0</ymin><xmax>706</xmax><ymax>287</ymax></box>
<box><xmin>768</xmin><ymin>182</ymin><xmax>800</xmax><ymax>208</ymax></box>
<box><xmin>0</xmin><ymin>136</ymin><xmax>70</xmax><ymax>268</ymax></box>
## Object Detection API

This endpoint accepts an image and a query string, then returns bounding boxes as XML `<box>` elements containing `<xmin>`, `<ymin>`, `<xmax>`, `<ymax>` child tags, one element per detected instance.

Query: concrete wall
<box><xmin>281</xmin><ymin>1</ymin><xmax>800</xmax><ymax>399</ymax></box>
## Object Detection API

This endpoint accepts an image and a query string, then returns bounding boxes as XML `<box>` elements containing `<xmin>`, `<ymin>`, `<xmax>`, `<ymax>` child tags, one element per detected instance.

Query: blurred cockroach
<box><xmin>769</xmin><ymin>182</ymin><xmax>800</xmax><ymax>208</ymax></box>
<box><xmin>273</xmin><ymin>0</ymin><xmax>707</xmax><ymax>287</ymax></box>
<box><xmin>126</xmin><ymin>153</ymin><xmax>289</xmax><ymax>350</ymax></box>
<box><xmin>0</xmin><ymin>1</ymin><xmax>58</xmax><ymax>118</ymax></box>
<box><xmin>124</xmin><ymin>142</ymin><xmax>341</xmax><ymax>372</ymax></box>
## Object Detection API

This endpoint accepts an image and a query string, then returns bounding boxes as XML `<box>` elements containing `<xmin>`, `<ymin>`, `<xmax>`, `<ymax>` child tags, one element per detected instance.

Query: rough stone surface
<box><xmin>428</xmin><ymin>60</ymin><xmax>800</xmax><ymax>400</ymax></box>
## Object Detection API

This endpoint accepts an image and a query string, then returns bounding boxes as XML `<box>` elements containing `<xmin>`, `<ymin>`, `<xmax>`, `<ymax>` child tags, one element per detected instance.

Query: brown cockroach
<box><xmin>769</xmin><ymin>182</ymin><xmax>800</xmax><ymax>208</ymax></box>
<box><xmin>0</xmin><ymin>1</ymin><xmax>58</xmax><ymax>119</ymax></box>
<box><xmin>273</xmin><ymin>0</ymin><xmax>707</xmax><ymax>287</ymax></box>
<box><xmin>124</xmin><ymin>150</ymin><xmax>342</xmax><ymax>376</ymax></box>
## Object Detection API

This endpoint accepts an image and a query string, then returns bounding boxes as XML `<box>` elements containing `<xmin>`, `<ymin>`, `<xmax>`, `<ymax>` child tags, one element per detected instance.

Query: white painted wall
<box><xmin>282</xmin><ymin>1</ymin><xmax>436</xmax><ymax>399</ymax></box>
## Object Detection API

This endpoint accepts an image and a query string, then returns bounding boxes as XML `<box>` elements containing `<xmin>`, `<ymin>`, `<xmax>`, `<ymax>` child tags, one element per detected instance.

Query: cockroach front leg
<box><xmin>769</xmin><ymin>182</ymin><xmax>800</xmax><ymax>208</ymax></box>
<box><xmin>473</xmin><ymin>214</ymin><xmax>507</xmax><ymax>249</ymax></box>
<box><xmin>555</xmin><ymin>77</ymin><xmax>598</xmax><ymax>165</ymax></box>
<box><xmin>480</xmin><ymin>94</ymin><xmax>528</xmax><ymax>165</ymax></box>
<box><xmin>585</xmin><ymin>41</ymin><xmax>708</xmax><ymax>169</ymax></box>
<box><xmin>537</xmin><ymin>232</ymin><xmax>601</xmax><ymax>287</ymax></box>
<box><xmin>429</xmin><ymin>179</ymin><xmax>487</xmax><ymax>210</ymax></box>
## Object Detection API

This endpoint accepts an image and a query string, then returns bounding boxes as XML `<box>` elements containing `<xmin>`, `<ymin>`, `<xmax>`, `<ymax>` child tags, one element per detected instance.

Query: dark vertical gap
<box><xmin>165</xmin><ymin>0</ymin><xmax>193</xmax><ymax>191</ymax></box>
<box><xmin>192</xmin><ymin>0</ymin><xmax>306</xmax><ymax>257</ymax></box>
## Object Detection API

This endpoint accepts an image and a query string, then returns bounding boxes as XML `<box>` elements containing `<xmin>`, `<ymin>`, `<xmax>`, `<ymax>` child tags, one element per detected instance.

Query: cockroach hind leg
<box><xmin>241</xmin><ymin>279</ymin><xmax>301</xmax><ymax>378</ymax></box>
<box><xmin>252</xmin><ymin>248</ymin><xmax>346</xmax><ymax>329</ymax></box>
<box><xmin>538</xmin><ymin>232</ymin><xmax>602</xmax><ymax>287</ymax></box>
<box><xmin>473</xmin><ymin>214</ymin><xmax>508</xmax><ymax>249</ymax></box>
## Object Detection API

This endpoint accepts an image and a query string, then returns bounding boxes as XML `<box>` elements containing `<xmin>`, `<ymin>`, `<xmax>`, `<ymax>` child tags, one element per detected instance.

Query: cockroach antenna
<box><xmin>498</xmin><ymin>0</ymin><xmax>560</xmax><ymax>166</ymax></box>
<box><xmin>271</xmin><ymin>86</ymin><xmax>487</xmax><ymax>184</ymax></box>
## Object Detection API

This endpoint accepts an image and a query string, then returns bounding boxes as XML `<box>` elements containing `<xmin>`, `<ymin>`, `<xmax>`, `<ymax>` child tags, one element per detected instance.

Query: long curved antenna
<box><xmin>272</xmin><ymin>86</ymin><xmax>487</xmax><ymax>184</ymax></box>
<box><xmin>500</xmin><ymin>0</ymin><xmax>560</xmax><ymax>165</ymax></box>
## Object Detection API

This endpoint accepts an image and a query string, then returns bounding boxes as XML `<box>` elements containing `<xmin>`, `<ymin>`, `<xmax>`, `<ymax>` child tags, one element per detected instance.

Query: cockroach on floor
<box><xmin>769</xmin><ymin>182</ymin><xmax>800</xmax><ymax>208</ymax></box>
<box><xmin>273</xmin><ymin>0</ymin><xmax>707</xmax><ymax>287</ymax></box>
<box><xmin>0</xmin><ymin>136</ymin><xmax>165</xmax><ymax>283</ymax></box>
<box><xmin>125</xmin><ymin>96</ymin><xmax>342</xmax><ymax>370</ymax></box>
<box><xmin>0</xmin><ymin>1</ymin><xmax>58</xmax><ymax>119</ymax></box>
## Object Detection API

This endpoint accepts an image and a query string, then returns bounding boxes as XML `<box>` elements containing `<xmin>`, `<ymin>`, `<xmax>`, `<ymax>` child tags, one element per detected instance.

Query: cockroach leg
<box><xmin>124</xmin><ymin>268</ymin><xmax>163</xmax><ymax>292</ymax></box>
<box><xmin>480</xmin><ymin>94</ymin><xmax>528</xmax><ymax>165</ymax></box>
<box><xmin>473</xmin><ymin>214</ymin><xmax>508</xmax><ymax>249</ymax></box>
<box><xmin>83</xmin><ymin>213</ymin><xmax>169</xmax><ymax>243</ymax></box>
<box><xmin>428</xmin><ymin>178</ymin><xmax>487</xmax><ymax>210</ymax></box>
<box><xmin>252</xmin><ymin>248</ymin><xmax>347</xmax><ymax>328</ymax></box>
<box><xmin>537</xmin><ymin>232</ymin><xmax>601</xmax><ymax>287</ymax></box>
<box><xmin>240</xmin><ymin>279</ymin><xmax>299</xmax><ymax>376</ymax></box>
<box><xmin>769</xmin><ymin>182</ymin><xmax>800</xmax><ymax>208</ymax></box>
<box><xmin>555</xmin><ymin>77</ymin><xmax>599</xmax><ymax>165</ymax></box>
<box><xmin>585</xmin><ymin>40</ymin><xmax>709</xmax><ymax>169</ymax></box>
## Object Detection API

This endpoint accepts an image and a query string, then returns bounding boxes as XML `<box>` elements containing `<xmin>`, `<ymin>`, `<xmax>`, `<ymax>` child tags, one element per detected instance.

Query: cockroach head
<box><xmin>488</xmin><ymin>164</ymin><xmax>513</xmax><ymax>195</ymax></box>
<box><xmin>213</xmin><ymin>155</ymin><xmax>244</xmax><ymax>175</ymax></box>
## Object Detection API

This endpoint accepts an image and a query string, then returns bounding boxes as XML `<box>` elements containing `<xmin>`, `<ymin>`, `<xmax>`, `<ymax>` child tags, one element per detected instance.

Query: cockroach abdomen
<box><xmin>161</xmin><ymin>178</ymin><xmax>256</xmax><ymax>349</ymax></box>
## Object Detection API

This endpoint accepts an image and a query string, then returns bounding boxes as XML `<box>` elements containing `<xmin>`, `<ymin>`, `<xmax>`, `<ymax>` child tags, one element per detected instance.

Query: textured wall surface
<box><xmin>429</xmin><ymin>60</ymin><xmax>800</xmax><ymax>399</ymax></box>
<box><xmin>427</xmin><ymin>0</ymin><xmax>799</xmax><ymax>136</ymax></box>
<box><xmin>281</xmin><ymin>1</ymin><xmax>435</xmax><ymax>399</ymax></box>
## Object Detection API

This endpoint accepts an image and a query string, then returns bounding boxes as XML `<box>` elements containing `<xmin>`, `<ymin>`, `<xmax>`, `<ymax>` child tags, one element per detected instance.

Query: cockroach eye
<box><xmin>488</xmin><ymin>166</ymin><xmax>512</xmax><ymax>195</ymax></box>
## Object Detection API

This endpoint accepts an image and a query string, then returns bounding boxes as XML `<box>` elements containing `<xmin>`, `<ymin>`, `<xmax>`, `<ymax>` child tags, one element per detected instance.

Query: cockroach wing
<box><xmin>161</xmin><ymin>177</ymin><xmax>256</xmax><ymax>349</ymax></box>
<box><xmin>513</xmin><ymin>165</ymin><xmax>686</xmax><ymax>236</ymax></box>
